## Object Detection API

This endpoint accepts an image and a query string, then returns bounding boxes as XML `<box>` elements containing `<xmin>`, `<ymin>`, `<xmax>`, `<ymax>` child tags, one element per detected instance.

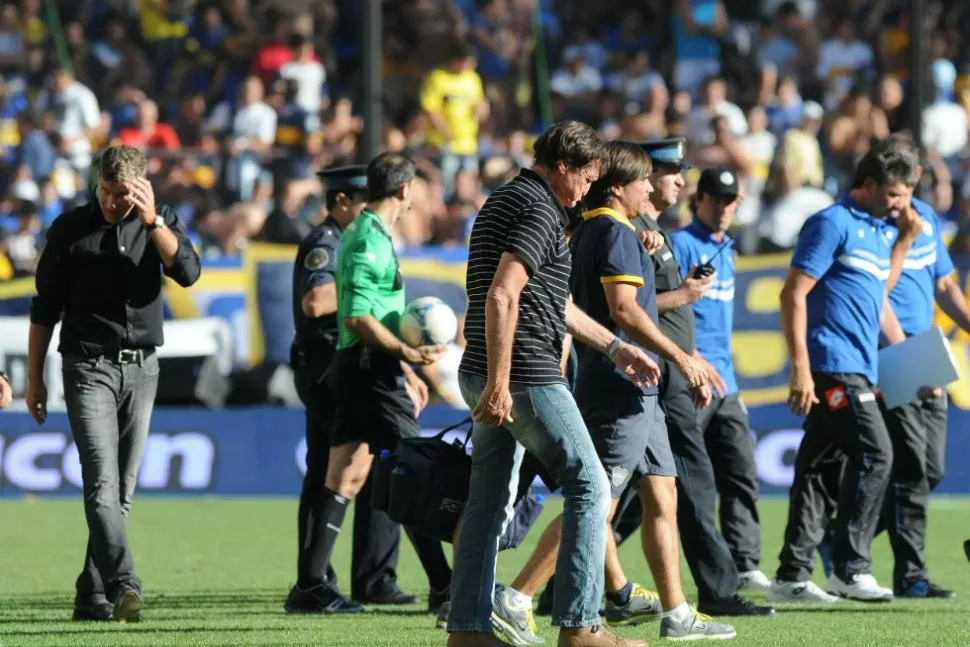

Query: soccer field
<box><xmin>0</xmin><ymin>497</ymin><xmax>967</xmax><ymax>647</ymax></box>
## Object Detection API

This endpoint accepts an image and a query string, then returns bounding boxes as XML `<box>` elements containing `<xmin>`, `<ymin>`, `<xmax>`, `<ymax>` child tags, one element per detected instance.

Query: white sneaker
<box><xmin>768</xmin><ymin>579</ymin><xmax>840</xmax><ymax>603</ymax></box>
<box><xmin>738</xmin><ymin>570</ymin><xmax>772</xmax><ymax>594</ymax></box>
<box><xmin>825</xmin><ymin>573</ymin><xmax>893</xmax><ymax>602</ymax></box>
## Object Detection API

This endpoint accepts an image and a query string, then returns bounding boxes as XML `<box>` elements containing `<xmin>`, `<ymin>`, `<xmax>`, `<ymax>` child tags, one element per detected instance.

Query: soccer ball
<box><xmin>399</xmin><ymin>297</ymin><xmax>459</xmax><ymax>347</ymax></box>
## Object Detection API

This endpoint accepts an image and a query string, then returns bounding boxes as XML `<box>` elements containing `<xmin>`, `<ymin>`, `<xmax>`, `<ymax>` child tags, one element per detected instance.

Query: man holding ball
<box><xmin>311</xmin><ymin>151</ymin><xmax>453</xmax><ymax>609</ymax></box>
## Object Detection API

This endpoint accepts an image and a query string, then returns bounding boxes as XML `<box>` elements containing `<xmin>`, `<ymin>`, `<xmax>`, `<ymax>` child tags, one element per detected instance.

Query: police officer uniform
<box><xmin>286</xmin><ymin>167</ymin><xmax>414</xmax><ymax>613</ymax></box>
<box><xmin>618</xmin><ymin>139</ymin><xmax>773</xmax><ymax>617</ymax></box>
<box><xmin>775</xmin><ymin>194</ymin><xmax>897</xmax><ymax>597</ymax></box>
<box><xmin>668</xmin><ymin>169</ymin><xmax>762</xmax><ymax>578</ymax></box>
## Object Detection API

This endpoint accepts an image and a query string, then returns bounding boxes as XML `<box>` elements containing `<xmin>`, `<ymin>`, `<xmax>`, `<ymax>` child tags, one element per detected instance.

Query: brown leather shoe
<box><xmin>558</xmin><ymin>624</ymin><xmax>649</xmax><ymax>647</ymax></box>
<box><xmin>447</xmin><ymin>631</ymin><xmax>510</xmax><ymax>647</ymax></box>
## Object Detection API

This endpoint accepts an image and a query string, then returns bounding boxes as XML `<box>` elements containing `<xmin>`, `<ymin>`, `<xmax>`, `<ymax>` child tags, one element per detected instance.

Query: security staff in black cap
<box><xmin>286</xmin><ymin>166</ymin><xmax>421</xmax><ymax>613</ymax></box>
<box><xmin>622</xmin><ymin>141</ymin><xmax>774</xmax><ymax>617</ymax></box>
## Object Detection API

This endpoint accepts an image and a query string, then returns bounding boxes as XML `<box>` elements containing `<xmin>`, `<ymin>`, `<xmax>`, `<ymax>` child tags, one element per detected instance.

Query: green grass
<box><xmin>0</xmin><ymin>497</ymin><xmax>968</xmax><ymax>646</ymax></box>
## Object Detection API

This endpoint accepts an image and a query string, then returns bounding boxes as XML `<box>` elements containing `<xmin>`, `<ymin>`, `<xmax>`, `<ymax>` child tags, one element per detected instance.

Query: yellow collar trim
<box><xmin>582</xmin><ymin>207</ymin><xmax>635</xmax><ymax>231</ymax></box>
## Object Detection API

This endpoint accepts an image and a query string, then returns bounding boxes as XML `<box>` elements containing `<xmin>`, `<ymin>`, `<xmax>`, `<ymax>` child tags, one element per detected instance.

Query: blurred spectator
<box><xmin>14</xmin><ymin>110</ymin><xmax>54</xmax><ymax>182</ymax></box>
<box><xmin>736</xmin><ymin>105</ymin><xmax>777</xmax><ymax>253</ymax></box>
<box><xmin>550</xmin><ymin>48</ymin><xmax>603</xmax><ymax>120</ymax></box>
<box><xmin>0</xmin><ymin>3</ymin><xmax>26</xmax><ymax>75</ymax></box>
<box><xmin>35</xmin><ymin>69</ymin><xmax>101</xmax><ymax>178</ymax></box>
<box><xmin>816</xmin><ymin>16</ymin><xmax>874</xmax><ymax>111</ymax></box>
<box><xmin>118</xmin><ymin>99</ymin><xmax>182</xmax><ymax>151</ymax></box>
<box><xmin>672</xmin><ymin>0</ymin><xmax>727</xmax><ymax>97</ymax></box>
<box><xmin>774</xmin><ymin>100</ymin><xmax>825</xmax><ymax>197</ymax></box>
<box><xmin>923</xmin><ymin>58</ymin><xmax>968</xmax><ymax>180</ymax></box>
<box><xmin>686</xmin><ymin>75</ymin><xmax>747</xmax><ymax>147</ymax></box>
<box><xmin>278</xmin><ymin>32</ymin><xmax>327</xmax><ymax>115</ymax></box>
<box><xmin>206</xmin><ymin>76</ymin><xmax>277</xmax><ymax>202</ymax></box>
<box><xmin>606</xmin><ymin>50</ymin><xmax>664</xmax><ymax>104</ymax></box>
<box><xmin>2</xmin><ymin>199</ymin><xmax>41</xmax><ymax>276</ymax></box>
<box><xmin>420</xmin><ymin>39</ymin><xmax>488</xmax><ymax>199</ymax></box>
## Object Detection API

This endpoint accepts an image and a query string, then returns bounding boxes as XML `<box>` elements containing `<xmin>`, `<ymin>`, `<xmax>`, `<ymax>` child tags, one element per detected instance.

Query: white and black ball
<box><xmin>399</xmin><ymin>297</ymin><xmax>459</xmax><ymax>347</ymax></box>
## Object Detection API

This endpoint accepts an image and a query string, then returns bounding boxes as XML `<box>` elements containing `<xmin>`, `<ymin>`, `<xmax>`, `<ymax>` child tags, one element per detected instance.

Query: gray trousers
<box><xmin>63</xmin><ymin>351</ymin><xmax>159</xmax><ymax>604</ymax></box>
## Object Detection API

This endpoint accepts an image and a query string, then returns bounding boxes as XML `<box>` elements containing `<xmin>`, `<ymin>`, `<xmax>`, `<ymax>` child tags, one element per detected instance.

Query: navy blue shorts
<box><xmin>580</xmin><ymin>392</ymin><xmax>676</xmax><ymax>497</ymax></box>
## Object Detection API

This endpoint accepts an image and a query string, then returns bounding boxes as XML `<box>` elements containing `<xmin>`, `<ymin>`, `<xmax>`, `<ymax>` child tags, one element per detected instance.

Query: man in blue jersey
<box><xmin>772</xmin><ymin>142</ymin><xmax>923</xmax><ymax>602</ymax></box>
<box><xmin>876</xmin><ymin>190</ymin><xmax>968</xmax><ymax>598</ymax></box>
<box><xmin>668</xmin><ymin>168</ymin><xmax>770</xmax><ymax>594</ymax></box>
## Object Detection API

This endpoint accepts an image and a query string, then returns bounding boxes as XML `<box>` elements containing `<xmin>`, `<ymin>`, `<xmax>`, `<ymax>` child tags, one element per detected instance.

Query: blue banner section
<box><xmin>6</xmin><ymin>247</ymin><xmax>970</xmax><ymax>406</ymax></box>
<box><xmin>1</xmin><ymin>403</ymin><xmax>968</xmax><ymax>497</ymax></box>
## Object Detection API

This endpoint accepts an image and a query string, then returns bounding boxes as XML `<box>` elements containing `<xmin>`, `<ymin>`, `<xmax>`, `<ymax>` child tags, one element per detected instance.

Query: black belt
<box><xmin>106</xmin><ymin>349</ymin><xmax>154</xmax><ymax>365</ymax></box>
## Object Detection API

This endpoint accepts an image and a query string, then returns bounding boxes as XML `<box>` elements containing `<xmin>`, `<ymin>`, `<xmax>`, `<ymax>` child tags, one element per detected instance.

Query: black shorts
<box><xmin>330</xmin><ymin>347</ymin><xmax>420</xmax><ymax>451</ymax></box>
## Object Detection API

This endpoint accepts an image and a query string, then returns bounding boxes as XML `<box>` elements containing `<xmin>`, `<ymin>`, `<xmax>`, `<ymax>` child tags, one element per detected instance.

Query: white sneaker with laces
<box><xmin>768</xmin><ymin>579</ymin><xmax>840</xmax><ymax>603</ymax></box>
<box><xmin>738</xmin><ymin>570</ymin><xmax>772</xmax><ymax>594</ymax></box>
<box><xmin>825</xmin><ymin>573</ymin><xmax>893</xmax><ymax>602</ymax></box>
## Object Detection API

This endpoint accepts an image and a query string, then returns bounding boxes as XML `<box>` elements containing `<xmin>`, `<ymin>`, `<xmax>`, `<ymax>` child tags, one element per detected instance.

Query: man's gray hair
<box><xmin>99</xmin><ymin>145</ymin><xmax>148</xmax><ymax>183</ymax></box>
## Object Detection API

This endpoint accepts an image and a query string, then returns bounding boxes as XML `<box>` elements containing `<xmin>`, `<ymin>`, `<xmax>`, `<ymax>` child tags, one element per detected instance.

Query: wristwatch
<box><xmin>605</xmin><ymin>338</ymin><xmax>623</xmax><ymax>360</ymax></box>
<box><xmin>145</xmin><ymin>217</ymin><xmax>168</xmax><ymax>231</ymax></box>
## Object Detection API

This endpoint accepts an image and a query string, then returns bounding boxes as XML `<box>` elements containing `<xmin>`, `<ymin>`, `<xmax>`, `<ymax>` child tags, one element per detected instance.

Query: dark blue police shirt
<box><xmin>292</xmin><ymin>218</ymin><xmax>342</xmax><ymax>348</ymax></box>
<box><xmin>791</xmin><ymin>198</ymin><xmax>897</xmax><ymax>384</ymax></box>
<box><xmin>887</xmin><ymin>198</ymin><xmax>955</xmax><ymax>336</ymax></box>
<box><xmin>569</xmin><ymin>207</ymin><xmax>659</xmax><ymax>397</ymax></box>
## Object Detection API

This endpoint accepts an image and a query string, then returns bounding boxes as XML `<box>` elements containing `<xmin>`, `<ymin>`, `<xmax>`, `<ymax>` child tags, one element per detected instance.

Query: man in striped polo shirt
<box><xmin>447</xmin><ymin>121</ymin><xmax>660</xmax><ymax>647</ymax></box>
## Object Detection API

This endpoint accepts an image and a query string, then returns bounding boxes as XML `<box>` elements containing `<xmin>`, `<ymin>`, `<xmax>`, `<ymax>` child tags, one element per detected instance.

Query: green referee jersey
<box><xmin>335</xmin><ymin>209</ymin><xmax>406</xmax><ymax>350</ymax></box>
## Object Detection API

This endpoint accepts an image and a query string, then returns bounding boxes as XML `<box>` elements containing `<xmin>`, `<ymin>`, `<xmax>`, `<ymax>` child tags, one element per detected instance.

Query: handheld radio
<box><xmin>694</xmin><ymin>239</ymin><xmax>733</xmax><ymax>278</ymax></box>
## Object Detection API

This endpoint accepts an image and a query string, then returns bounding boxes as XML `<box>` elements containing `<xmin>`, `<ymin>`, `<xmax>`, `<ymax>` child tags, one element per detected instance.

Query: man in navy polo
<box><xmin>668</xmin><ymin>168</ymin><xmax>770</xmax><ymax>594</ymax></box>
<box><xmin>773</xmin><ymin>141</ymin><xmax>923</xmax><ymax>602</ymax></box>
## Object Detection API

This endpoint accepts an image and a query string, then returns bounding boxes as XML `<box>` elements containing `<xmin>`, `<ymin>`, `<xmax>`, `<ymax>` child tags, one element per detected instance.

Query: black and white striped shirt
<box><xmin>459</xmin><ymin>169</ymin><xmax>570</xmax><ymax>385</ymax></box>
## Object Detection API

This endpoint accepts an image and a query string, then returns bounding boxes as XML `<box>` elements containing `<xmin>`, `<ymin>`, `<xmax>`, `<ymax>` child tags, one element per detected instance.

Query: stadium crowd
<box><xmin>2</xmin><ymin>0</ymin><xmax>970</xmax><ymax>278</ymax></box>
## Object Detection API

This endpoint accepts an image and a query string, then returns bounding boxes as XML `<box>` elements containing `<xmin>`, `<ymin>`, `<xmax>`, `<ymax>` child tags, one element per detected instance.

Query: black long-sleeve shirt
<box><xmin>30</xmin><ymin>202</ymin><xmax>202</xmax><ymax>357</ymax></box>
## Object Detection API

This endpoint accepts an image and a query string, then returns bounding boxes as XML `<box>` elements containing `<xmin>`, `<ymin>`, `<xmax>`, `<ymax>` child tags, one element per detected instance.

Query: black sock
<box><xmin>303</xmin><ymin>489</ymin><xmax>349</xmax><ymax>590</ymax></box>
<box><xmin>606</xmin><ymin>581</ymin><xmax>633</xmax><ymax>607</ymax></box>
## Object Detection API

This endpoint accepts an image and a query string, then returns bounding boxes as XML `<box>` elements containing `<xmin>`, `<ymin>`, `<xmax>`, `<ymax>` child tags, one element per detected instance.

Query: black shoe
<box><xmin>428</xmin><ymin>585</ymin><xmax>450</xmax><ymax>613</ymax></box>
<box><xmin>536</xmin><ymin>583</ymin><xmax>554</xmax><ymax>617</ymax></box>
<box><xmin>698</xmin><ymin>594</ymin><xmax>776</xmax><ymax>617</ymax></box>
<box><xmin>356</xmin><ymin>584</ymin><xmax>419</xmax><ymax>606</ymax></box>
<box><xmin>895</xmin><ymin>580</ymin><xmax>957</xmax><ymax>599</ymax></box>
<box><xmin>285</xmin><ymin>584</ymin><xmax>364</xmax><ymax>614</ymax></box>
<box><xmin>72</xmin><ymin>599</ymin><xmax>114</xmax><ymax>622</ymax></box>
<box><xmin>963</xmin><ymin>539</ymin><xmax>970</xmax><ymax>562</ymax></box>
<box><xmin>113</xmin><ymin>589</ymin><xmax>143</xmax><ymax>624</ymax></box>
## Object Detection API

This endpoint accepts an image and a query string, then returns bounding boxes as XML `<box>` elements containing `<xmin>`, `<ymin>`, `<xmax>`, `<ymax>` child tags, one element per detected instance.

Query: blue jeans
<box><xmin>448</xmin><ymin>373</ymin><xmax>610</xmax><ymax>631</ymax></box>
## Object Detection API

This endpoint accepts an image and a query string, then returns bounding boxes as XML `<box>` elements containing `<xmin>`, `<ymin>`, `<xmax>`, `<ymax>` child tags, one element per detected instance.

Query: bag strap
<box><xmin>434</xmin><ymin>416</ymin><xmax>474</xmax><ymax>448</ymax></box>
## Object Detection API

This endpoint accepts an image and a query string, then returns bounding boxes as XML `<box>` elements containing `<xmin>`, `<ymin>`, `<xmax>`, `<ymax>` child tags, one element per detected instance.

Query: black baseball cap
<box><xmin>697</xmin><ymin>167</ymin><xmax>740</xmax><ymax>199</ymax></box>
<box><xmin>639</xmin><ymin>137</ymin><xmax>692</xmax><ymax>171</ymax></box>
<box><xmin>318</xmin><ymin>165</ymin><xmax>368</xmax><ymax>194</ymax></box>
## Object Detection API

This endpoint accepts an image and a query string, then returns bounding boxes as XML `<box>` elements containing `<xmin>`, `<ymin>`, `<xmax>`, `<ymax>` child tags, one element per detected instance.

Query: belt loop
<box><xmin>138</xmin><ymin>349</ymin><xmax>144</xmax><ymax>367</ymax></box>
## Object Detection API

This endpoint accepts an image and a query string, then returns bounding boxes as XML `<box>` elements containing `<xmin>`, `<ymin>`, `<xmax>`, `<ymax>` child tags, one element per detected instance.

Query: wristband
<box><xmin>605</xmin><ymin>338</ymin><xmax>623</xmax><ymax>360</ymax></box>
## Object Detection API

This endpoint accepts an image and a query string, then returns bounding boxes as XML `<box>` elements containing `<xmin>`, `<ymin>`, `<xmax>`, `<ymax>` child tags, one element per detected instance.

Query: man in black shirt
<box><xmin>27</xmin><ymin>145</ymin><xmax>201</xmax><ymax>623</ymax></box>
<box><xmin>448</xmin><ymin>121</ymin><xmax>659</xmax><ymax>647</ymax></box>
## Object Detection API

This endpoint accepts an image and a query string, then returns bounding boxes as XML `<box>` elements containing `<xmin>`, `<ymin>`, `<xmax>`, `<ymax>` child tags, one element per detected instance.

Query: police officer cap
<box><xmin>318</xmin><ymin>165</ymin><xmax>368</xmax><ymax>193</ymax></box>
<box><xmin>697</xmin><ymin>167</ymin><xmax>740</xmax><ymax>199</ymax></box>
<box><xmin>639</xmin><ymin>138</ymin><xmax>692</xmax><ymax>170</ymax></box>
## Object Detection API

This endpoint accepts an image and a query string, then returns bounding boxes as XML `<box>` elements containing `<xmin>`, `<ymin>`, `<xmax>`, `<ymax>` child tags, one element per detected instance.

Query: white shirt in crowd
<box><xmin>205</xmin><ymin>100</ymin><xmax>277</xmax><ymax>145</ymax></box>
<box><xmin>737</xmin><ymin>129</ymin><xmax>778</xmax><ymax>227</ymax></box>
<box><xmin>36</xmin><ymin>81</ymin><xmax>101</xmax><ymax>171</ymax></box>
<box><xmin>816</xmin><ymin>39</ymin><xmax>874</xmax><ymax>109</ymax></box>
<box><xmin>279</xmin><ymin>59</ymin><xmax>327</xmax><ymax>114</ymax></box>
<box><xmin>922</xmin><ymin>100</ymin><xmax>969</xmax><ymax>160</ymax></box>
<box><xmin>686</xmin><ymin>101</ymin><xmax>749</xmax><ymax>146</ymax></box>
<box><xmin>550</xmin><ymin>65</ymin><xmax>603</xmax><ymax>97</ymax></box>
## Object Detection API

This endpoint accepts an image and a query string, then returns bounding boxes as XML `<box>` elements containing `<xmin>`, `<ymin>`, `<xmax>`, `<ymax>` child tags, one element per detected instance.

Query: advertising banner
<box><xmin>1</xmin><ymin>403</ymin><xmax>967</xmax><ymax>497</ymax></box>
